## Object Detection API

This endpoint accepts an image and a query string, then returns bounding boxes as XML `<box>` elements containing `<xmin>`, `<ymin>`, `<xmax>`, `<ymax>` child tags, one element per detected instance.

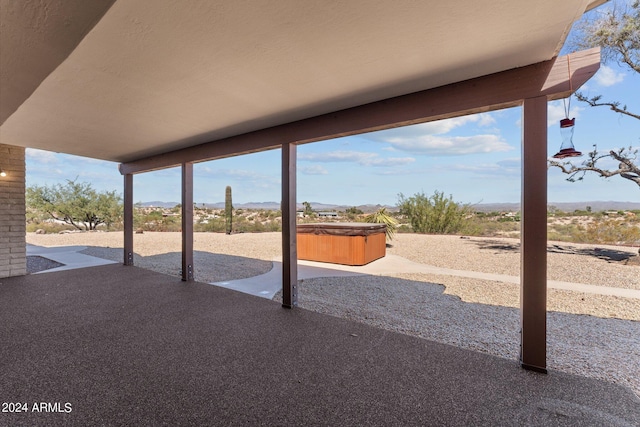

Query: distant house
<box><xmin>318</xmin><ymin>211</ymin><xmax>338</xmax><ymax>218</ymax></box>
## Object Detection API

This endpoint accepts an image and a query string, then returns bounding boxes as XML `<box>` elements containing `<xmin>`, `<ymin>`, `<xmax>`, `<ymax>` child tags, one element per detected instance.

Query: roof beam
<box><xmin>119</xmin><ymin>48</ymin><xmax>600</xmax><ymax>175</ymax></box>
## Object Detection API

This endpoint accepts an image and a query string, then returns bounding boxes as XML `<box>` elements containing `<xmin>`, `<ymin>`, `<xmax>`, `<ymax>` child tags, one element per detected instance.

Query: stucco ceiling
<box><xmin>0</xmin><ymin>0</ymin><xmax>604</xmax><ymax>163</ymax></box>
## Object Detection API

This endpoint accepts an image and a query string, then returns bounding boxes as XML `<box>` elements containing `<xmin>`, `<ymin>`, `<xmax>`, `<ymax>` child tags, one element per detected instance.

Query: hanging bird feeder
<box><xmin>552</xmin><ymin>117</ymin><xmax>582</xmax><ymax>159</ymax></box>
<box><xmin>552</xmin><ymin>55</ymin><xmax>582</xmax><ymax>159</ymax></box>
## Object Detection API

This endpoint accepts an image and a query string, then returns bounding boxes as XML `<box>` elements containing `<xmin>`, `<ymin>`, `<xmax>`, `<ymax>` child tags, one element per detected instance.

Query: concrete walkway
<box><xmin>211</xmin><ymin>260</ymin><xmax>366</xmax><ymax>298</ymax></box>
<box><xmin>211</xmin><ymin>254</ymin><xmax>640</xmax><ymax>300</ymax></box>
<box><xmin>28</xmin><ymin>245</ymin><xmax>639</xmax><ymax>300</ymax></box>
<box><xmin>27</xmin><ymin>244</ymin><xmax>117</xmax><ymax>273</ymax></box>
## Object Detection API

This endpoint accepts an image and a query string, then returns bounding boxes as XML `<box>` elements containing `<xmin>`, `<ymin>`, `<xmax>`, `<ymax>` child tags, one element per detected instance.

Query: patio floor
<box><xmin>1</xmin><ymin>264</ymin><xmax>638</xmax><ymax>426</ymax></box>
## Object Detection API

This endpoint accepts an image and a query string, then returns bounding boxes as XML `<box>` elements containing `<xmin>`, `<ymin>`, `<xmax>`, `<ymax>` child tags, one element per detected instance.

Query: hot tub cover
<box><xmin>296</xmin><ymin>222</ymin><xmax>386</xmax><ymax>236</ymax></box>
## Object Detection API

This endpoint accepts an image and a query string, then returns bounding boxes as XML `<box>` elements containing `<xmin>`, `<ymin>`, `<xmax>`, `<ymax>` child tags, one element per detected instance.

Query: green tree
<box><xmin>26</xmin><ymin>179</ymin><xmax>122</xmax><ymax>230</ymax></box>
<box><xmin>345</xmin><ymin>206</ymin><xmax>363</xmax><ymax>215</ymax></box>
<box><xmin>302</xmin><ymin>201</ymin><xmax>314</xmax><ymax>217</ymax></box>
<box><xmin>344</xmin><ymin>206</ymin><xmax>364</xmax><ymax>221</ymax></box>
<box><xmin>549</xmin><ymin>0</ymin><xmax>640</xmax><ymax>187</ymax></box>
<box><xmin>397</xmin><ymin>190</ymin><xmax>470</xmax><ymax>234</ymax></box>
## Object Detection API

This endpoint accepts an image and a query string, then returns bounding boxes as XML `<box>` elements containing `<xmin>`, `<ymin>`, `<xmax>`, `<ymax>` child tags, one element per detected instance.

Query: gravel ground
<box><xmin>389</xmin><ymin>234</ymin><xmax>640</xmax><ymax>290</ymax></box>
<box><xmin>29</xmin><ymin>231</ymin><xmax>277</xmax><ymax>282</ymax></box>
<box><xmin>26</xmin><ymin>255</ymin><xmax>64</xmax><ymax>273</ymax></box>
<box><xmin>26</xmin><ymin>231</ymin><xmax>640</xmax><ymax>396</ymax></box>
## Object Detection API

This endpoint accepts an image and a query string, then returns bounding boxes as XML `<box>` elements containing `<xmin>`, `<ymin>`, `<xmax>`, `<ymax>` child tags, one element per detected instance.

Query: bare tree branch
<box><xmin>549</xmin><ymin>147</ymin><xmax>640</xmax><ymax>187</ymax></box>
<box><xmin>551</xmin><ymin>1</ymin><xmax>640</xmax><ymax>188</ymax></box>
<box><xmin>574</xmin><ymin>92</ymin><xmax>640</xmax><ymax>120</ymax></box>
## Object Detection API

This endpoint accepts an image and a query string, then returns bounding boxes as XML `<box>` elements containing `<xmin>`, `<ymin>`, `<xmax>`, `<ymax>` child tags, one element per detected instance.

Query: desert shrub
<box><xmin>26</xmin><ymin>222</ymin><xmax>76</xmax><ymax>234</ymax></box>
<box><xmin>584</xmin><ymin>219</ymin><xmax>640</xmax><ymax>245</ymax></box>
<box><xmin>135</xmin><ymin>210</ymin><xmax>181</xmax><ymax>232</ymax></box>
<box><xmin>397</xmin><ymin>224</ymin><xmax>413</xmax><ymax>233</ymax></box>
<box><xmin>268</xmin><ymin>210</ymin><xmax>282</xmax><ymax>219</ymax></box>
<box><xmin>497</xmin><ymin>214</ymin><xmax>520</xmax><ymax>222</ymax></box>
<box><xmin>547</xmin><ymin>223</ymin><xmax>589</xmax><ymax>243</ymax></box>
<box><xmin>457</xmin><ymin>220</ymin><xmax>483</xmax><ymax>236</ymax></box>
<box><xmin>235</xmin><ymin>219</ymin><xmax>264</xmax><ymax>233</ymax></box>
<box><xmin>229</xmin><ymin>218</ymin><xmax>282</xmax><ymax>233</ymax></box>
<box><xmin>195</xmin><ymin>217</ymin><xmax>226</xmax><ymax>233</ymax></box>
<box><xmin>397</xmin><ymin>191</ymin><xmax>471</xmax><ymax>234</ymax></box>
<box><xmin>462</xmin><ymin>216</ymin><xmax>519</xmax><ymax>237</ymax></box>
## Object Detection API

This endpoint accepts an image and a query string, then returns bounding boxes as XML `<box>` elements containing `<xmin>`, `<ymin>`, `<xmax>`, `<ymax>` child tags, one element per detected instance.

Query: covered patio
<box><xmin>2</xmin><ymin>0</ymin><xmax>637</xmax><ymax>424</ymax></box>
<box><xmin>2</xmin><ymin>264</ymin><xmax>639</xmax><ymax>425</ymax></box>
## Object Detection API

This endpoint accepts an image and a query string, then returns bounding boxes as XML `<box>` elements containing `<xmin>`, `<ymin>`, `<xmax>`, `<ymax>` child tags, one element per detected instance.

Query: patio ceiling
<box><xmin>0</xmin><ymin>0</ymin><xmax>605</xmax><ymax>163</ymax></box>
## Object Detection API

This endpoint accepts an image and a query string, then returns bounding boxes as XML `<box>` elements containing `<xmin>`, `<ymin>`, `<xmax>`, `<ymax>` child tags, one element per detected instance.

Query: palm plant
<box><xmin>364</xmin><ymin>207</ymin><xmax>398</xmax><ymax>241</ymax></box>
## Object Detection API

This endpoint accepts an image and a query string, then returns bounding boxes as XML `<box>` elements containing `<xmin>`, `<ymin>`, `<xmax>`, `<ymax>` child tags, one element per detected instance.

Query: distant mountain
<box><xmin>138</xmin><ymin>201</ymin><xmax>180</xmax><ymax>208</ymax></box>
<box><xmin>471</xmin><ymin>201</ymin><xmax>640</xmax><ymax>213</ymax></box>
<box><xmin>139</xmin><ymin>201</ymin><xmax>395</xmax><ymax>212</ymax></box>
<box><xmin>139</xmin><ymin>200</ymin><xmax>640</xmax><ymax>212</ymax></box>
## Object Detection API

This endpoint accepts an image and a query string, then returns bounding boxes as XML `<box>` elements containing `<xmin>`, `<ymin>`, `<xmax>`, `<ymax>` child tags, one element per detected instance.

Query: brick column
<box><xmin>0</xmin><ymin>144</ymin><xmax>26</xmax><ymax>278</ymax></box>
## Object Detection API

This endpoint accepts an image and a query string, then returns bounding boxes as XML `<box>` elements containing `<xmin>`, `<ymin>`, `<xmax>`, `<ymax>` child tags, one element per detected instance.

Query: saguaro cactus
<box><xmin>225</xmin><ymin>186</ymin><xmax>233</xmax><ymax>234</ymax></box>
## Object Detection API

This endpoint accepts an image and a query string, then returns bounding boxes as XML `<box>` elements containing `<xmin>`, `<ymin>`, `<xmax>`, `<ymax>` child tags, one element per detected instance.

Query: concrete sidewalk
<box><xmin>211</xmin><ymin>260</ymin><xmax>366</xmax><ymax>298</ymax></box>
<box><xmin>27</xmin><ymin>244</ymin><xmax>117</xmax><ymax>273</ymax></box>
<box><xmin>211</xmin><ymin>254</ymin><xmax>640</xmax><ymax>300</ymax></box>
<box><xmin>28</xmin><ymin>244</ymin><xmax>638</xmax><ymax>300</ymax></box>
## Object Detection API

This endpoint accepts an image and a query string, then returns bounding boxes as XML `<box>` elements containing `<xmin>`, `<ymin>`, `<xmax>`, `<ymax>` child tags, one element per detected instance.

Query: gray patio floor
<box><xmin>1</xmin><ymin>264</ymin><xmax>638</xmax><ymax>426</ymax></box>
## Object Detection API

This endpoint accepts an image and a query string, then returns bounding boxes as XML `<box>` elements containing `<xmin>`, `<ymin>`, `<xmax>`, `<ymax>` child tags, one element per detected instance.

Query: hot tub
<box><xmin>296</xmin><ymin>222</ymin><xmax>386</xmax><ymax>266</ymax></box>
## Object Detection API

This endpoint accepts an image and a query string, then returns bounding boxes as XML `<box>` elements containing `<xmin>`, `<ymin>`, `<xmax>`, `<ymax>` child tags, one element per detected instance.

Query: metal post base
<box><xmin>521</xmin><ymin>363</ymin><xmax>548</xmax><ymax>374</ymax></box>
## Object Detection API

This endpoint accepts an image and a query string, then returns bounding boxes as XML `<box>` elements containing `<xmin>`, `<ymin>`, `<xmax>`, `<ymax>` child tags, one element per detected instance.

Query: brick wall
<box><xmin>0</xmin><ymin>144</ymin><xmax>26</xmax><ymax>278</ymax></box>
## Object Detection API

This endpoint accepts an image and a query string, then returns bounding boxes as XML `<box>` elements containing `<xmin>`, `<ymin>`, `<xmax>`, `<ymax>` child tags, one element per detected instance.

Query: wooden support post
<box><xmin>520</xmin><ymin>96</ymin><xmax>548</xmax><ymax>373</ymax></box>
<box><xmin>182</xmin><ymin>162</ymin><xmax>194</xmax><ymax>281</ymax></box>
<box><xmin>282</xmin><ymin>143</ymin><xmax>298</xmax><ymax>308</ymax></box>
<box><xmin>123</xmin><ymin>173</ymin><xmax>134</xmax><ymax>266</ymax></box>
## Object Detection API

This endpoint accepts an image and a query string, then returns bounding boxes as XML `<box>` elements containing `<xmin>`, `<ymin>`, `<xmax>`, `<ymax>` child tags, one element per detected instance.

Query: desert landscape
<box><xmin>26</xmin><ymin>231</ymin><xmax>640</xmax><ymax>396</ymax></box>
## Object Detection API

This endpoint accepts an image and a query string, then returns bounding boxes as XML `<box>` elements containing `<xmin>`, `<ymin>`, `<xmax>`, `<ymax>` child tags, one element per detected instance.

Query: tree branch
<box><xmin>575</xmin><ymin>92</ymin><xmax>640</xmax><ymax>120</ymax></box>
<box><xmin>610</xmin><ymin>149</ymin><xmax>640</xmax><ymax>176</ymax></box>
<box><xmin>618</xmin><ymin>43</ymin><xmax>640</xmax><ymax>74</ymax></box>
<box><xmin>549</xmin><ymin>147</ymin><xmax>640</xmax><ymax>187</ymax></box>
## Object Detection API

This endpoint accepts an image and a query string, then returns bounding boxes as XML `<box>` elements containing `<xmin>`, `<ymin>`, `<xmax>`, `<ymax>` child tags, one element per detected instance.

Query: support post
<box><xmin>282</xmin><ymin>143</ymin><xmax>298</xmax><ymax>308</ymax></box>
<box><xmin>520</xmin><ymin>96</ymin><xmax>548</xmax><ymax>373</ymax></box>
<box><xmin>123</xmin><ymin>173</ymin><xmax>134</xmax><ymax>266</ymax></box>
<box><xmin>182</xmin><ymin>162</ymin><xmax>194</xmax><ymax>281</ymax></box>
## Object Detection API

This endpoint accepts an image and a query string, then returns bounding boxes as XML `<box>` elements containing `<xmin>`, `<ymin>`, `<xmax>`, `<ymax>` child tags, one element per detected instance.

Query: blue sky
<box><xmin>25</xmin><ymin>4</ymin><xmax>639</xmax><ymax>207</ymax></box>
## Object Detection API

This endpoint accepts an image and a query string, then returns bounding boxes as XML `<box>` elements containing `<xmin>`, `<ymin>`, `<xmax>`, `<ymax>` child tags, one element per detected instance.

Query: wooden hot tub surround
<box><xmin>296</xmin><ymin>222</ymin><xmax>386</xmax><ymax>266</ymax></box>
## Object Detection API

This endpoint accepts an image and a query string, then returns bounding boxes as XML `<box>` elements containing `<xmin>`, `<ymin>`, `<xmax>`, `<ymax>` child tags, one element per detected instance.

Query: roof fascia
<box><xmin>585</xmin><ymin>0</ymin><xmax>608</xmax><ymax>12</ymax></box>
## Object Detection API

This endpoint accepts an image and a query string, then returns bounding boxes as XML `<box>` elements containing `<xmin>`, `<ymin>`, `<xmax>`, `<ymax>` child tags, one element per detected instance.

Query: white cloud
<box><xmin>448</xmin><ymin>158</ymin><xmax>521</xmax><ymax>178</ymax></box>
<box><xmin>368</xmin><ymin>157</ymin><xmax>416</xmax><ymax>166</ymax></box>
<box><xmin>384</xmin><ymin>134</ymin><xmax>512</xmax><ymax>156</ymax></box>
<box><xmin>477</xmin><ymin>114</ymin><xmax>497</xmax><ymax>127</ymax></box>
<box><xmin>194</xmin><ymin>167</ymin><xmax>278</xmax><ymax>185</ymax></box>
<box><xmin>25</xmin><ymin>148</ymin><xmax>58</xmax><ymax>164</ymax></box>
<box><xmin>372</xmin><ymin>112</ymin><xmax>497</xmax><ymax>141</ymax></box>
<box><xmin>408</xmin><ymin>116</ymin><xmax>477</xmax><ymax>135</ymax></box>
<box><xmin>374</xmin><ymin>169</ymin><xmax>417</xmax><ymax>176</ymax></box>
<box><xmin>594</xmin><ymin>65</ymin><xmax>625</xmax><ymax>87</ymax></box>
<box><xmin>298</xmin><ymin>150</ymin><xmax>415</xmax><ymax>167</ymax></box>
<box><xmin>367</xmin><ymin>112</ymin><xmax>508</xmax><ymax>155</ymax></box>
<box><xmin>547</xmin><ymin>101</ymin><xmax>583</xmax><ymax>127</ymax></box>
<box><xmin>299</xmin><ymin>165</ymin><xmax>329</xmax><ymax>175</ymax></box>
